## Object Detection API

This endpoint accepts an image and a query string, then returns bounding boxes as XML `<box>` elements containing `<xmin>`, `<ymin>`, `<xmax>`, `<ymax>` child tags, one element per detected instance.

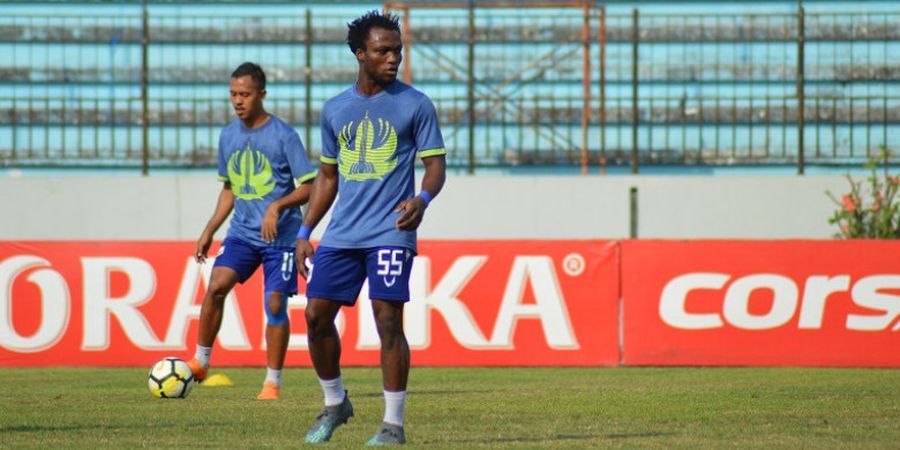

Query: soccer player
<box><xmin>189</xmin><ymin>62</ymin><xmax>316</xmax><ymax>401</ymax></box>
<box><xmin>295</xmin><ymin>11</ymin><xmax>446</xmax><ymax>446</ymax></box>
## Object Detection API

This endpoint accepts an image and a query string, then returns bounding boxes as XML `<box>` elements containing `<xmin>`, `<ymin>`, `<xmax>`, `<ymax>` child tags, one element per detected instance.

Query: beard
<box><xmin>366</xmin><ymin>66</ymin><xmax>397</xmax><ymax>86</ymax></box>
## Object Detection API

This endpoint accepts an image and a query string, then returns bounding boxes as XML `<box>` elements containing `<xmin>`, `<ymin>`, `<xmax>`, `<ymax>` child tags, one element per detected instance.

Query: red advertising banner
<box><xmin>621</xmin><ymin>240</ymin><xmax>900</xmax><ymax>367</ymax></box>
<box><xmin>0</xmin><ymin>240</ymin><xmax>620</xmax><ymax>367</ymax></box>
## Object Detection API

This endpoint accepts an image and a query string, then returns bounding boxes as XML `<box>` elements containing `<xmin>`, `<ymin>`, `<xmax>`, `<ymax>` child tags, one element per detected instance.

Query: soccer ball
<box><xmin>147</xmin><ymin>357</ymin><xmax>194</xmax><ymax>399</ymax></box>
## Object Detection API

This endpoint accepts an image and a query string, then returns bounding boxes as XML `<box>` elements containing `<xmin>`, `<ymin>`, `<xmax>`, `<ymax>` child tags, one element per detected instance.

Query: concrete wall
<box><xmin>0</xmin><ymin>175</ymin><xmax>849</xmax><ymax>240</ymax></box>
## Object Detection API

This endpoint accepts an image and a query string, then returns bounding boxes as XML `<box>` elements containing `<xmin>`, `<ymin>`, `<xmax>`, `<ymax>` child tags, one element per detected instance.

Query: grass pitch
<box><xmin>1</xmin><ymin>367</ymin><xmax>898</xmax><ymax>448</ymax></box>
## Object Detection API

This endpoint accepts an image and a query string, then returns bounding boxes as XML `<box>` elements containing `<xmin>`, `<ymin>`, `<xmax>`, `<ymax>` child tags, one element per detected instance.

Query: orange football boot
<box><xmin>256</xmin><ymin>381</ymin><xmax>280</xmax><ymax>400</ymax></box>
<box><xmin>186</xmin><ymin>358</ymin><xmax>208</xmax><ymax>383</ymax></box>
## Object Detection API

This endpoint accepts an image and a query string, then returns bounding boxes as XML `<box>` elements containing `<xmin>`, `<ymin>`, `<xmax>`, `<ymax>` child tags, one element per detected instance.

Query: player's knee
<box><xmin>375</xmin><ymin>315</ymin><xmax>404</xmax><ymax>346</ymax></box>
<box><xmin>265</xmin><ymin>292</ymin><xmax>288</xmax><ymax>326</ymax></box>
<box><xmin>305</xmin><ymin>307</ymin><xmax>333</xmax><ymax>336</ymax></box>
<box><xmin>380</xmin><ymin>330</ymin><xmax>406</xmax><ymax>349</ymax></box>
<box><xmin>305</xmin><ymin>307</ymin><xmax>323</xmax><ymax>332</ymax></box>
<box><xmin>205</xmin><ymin>285</ymin><xmax>230</xmax><ymax>305</ymax></box>
<box><xmin>207</xmin><ymin>268</ymin><xmax>238</xmax><ymax>299</ymax></box>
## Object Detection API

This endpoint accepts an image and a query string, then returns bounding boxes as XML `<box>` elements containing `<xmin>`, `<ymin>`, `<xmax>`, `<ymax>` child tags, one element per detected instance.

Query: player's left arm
<box><xmin>396</xmin><ymin>154</ymin><xmax>446</xmax><ymax>231</ymax></box>
<box><xmin>396</xmin><ymin>95</ymin><xmax>447</xmax><ymax>231</ymax></box>
<box><xmin>262</xmin><ymin>130</ymin><xmax>317</xmax><ymax>243</ymax></box>
<box><xmin>262</xmin><ymin>178</ymin><xmax>314</xmax><ymax>243</ymax></box>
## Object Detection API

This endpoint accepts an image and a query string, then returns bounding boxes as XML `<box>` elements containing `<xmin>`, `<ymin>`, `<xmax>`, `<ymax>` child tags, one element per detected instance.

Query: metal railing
<box><xmin>0</xmin><ymin>3</ymin><xmax>897</xmax><ymax>174</ymax></box>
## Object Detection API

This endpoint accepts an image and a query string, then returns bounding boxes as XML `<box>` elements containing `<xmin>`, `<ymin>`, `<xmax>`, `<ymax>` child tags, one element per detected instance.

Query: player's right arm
<box><xmin>196</xmin><ymin>183</ymin><xmax>235</xmax><ymax>263</ymax></box>
<box><xmin>296</xmin><ymin>104</ymin><xmax>340</xmax><ymax>279</ymax></box>
<box><xmin>295</xmin><ymin>163</ymin><xmax>337</xmax><ymax>279</ymax></box>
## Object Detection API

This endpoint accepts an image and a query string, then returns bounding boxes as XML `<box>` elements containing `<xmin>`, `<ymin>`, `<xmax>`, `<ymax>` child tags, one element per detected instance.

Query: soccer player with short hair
<box><xmin>189</xmin><ymin>62</ymin><xmax>316</xmax><ymax>400</ymax></box>
<box><xmin>295</xmin><ymin>10</ymin><xmax>446</xmax><ymax>446</ymax></box>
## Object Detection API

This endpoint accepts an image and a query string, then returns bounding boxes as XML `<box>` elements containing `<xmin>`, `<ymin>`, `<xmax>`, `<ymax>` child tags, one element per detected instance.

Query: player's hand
<box><xmin>261</xmin><ymin>205</ymin><xmax>279</xmax><ymax>243</ymax></box>
<box><xmin>295</xmin><ymin>238</ymin><xmax>315</xmax><ymax>279</ymax></box>
<box><xmin>195</xmin><ymin>234</ymin><xmax>212</xmax><ymax>263</ymax></box>
<box><xmin>395</xmin><ymin>196</ymin><xmax>426</xmax><ymax>231</ymax></box>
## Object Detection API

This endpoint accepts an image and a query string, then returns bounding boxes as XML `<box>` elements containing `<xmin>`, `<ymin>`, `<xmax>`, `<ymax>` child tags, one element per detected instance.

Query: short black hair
<box><xmin>346</xmin><ymin>10</ymin><xmax>401</xmax><ymax>53</ymax></box>
<box><xmin>231</xmin><ymin>62</ymin><xmax>266</xmax><ymax>91</ymax></box>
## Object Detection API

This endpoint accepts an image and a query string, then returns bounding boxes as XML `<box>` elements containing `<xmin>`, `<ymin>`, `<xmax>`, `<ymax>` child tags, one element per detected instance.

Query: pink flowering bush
<box><xmin>827</xmin><ymin>147</ymin><xmax>900</xmax><ymax>239</ymax></box>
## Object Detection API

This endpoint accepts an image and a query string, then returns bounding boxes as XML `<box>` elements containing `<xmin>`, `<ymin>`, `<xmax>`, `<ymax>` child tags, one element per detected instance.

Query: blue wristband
<box><xmin>296</xmin><ymin>224</ymin><xmax>313</xmax><ymax>240</ymax></box>
<box><xmin>418</xmin><ymin>190</ymin><xmax>433</xmax><ymax>207</ymax></box>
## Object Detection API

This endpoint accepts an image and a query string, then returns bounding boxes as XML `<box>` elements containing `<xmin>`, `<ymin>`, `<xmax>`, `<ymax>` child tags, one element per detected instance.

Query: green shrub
<box><xmin>827</xmin><ymin>146</ymin><xmax>900</xmax><ymax>239</ymax></box>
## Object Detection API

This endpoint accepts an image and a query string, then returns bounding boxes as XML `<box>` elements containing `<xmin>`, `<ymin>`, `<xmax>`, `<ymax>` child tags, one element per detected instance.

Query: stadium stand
<box><xmin>0</xmin><ymin>0</ymin><xmax>897</xmax><ymax>173</ymax></box>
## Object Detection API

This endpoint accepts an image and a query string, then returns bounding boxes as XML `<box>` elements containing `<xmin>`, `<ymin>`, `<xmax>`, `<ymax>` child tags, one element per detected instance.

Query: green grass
<box><xmin>1</xmin><ymin>367</ymin><xmax>899</xmax><ymax>448</ymax></box>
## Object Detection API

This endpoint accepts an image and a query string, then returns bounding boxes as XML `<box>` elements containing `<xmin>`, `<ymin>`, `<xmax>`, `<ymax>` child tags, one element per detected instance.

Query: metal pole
<box><xmin>10</xmin><ymin>99</ymin><xmax>15</xmax><ymax>160</ymax></box>
<box><xmin>467</xmin><ymin>0</ymin><xmax>475</xmax><ymax>174</ymax></box>
<box><xmin>631</xmin><ymin>8</ymin><xmax>639</xmax><ymax>174</ymax></box>
<box><xmin>796</xmin><ymin>2</ymin><xmax>805</xmax><ymax>175</ymax></box>
<box><xmin>629</xmin><ymin>186</ymin><xmax>638</xmax><ymax>238</ymax></box>
<box><xmin>141</xmin><ymin>0</ymin><xmax>149</xmax><ymax>176</ymax></box>
<box><xmin>580</xmin><ymin>4</ymin><xmax>591</xmax><ymax>175</ymax></box>
<box><xmin>403</xmin><ymin>7</ymin><xmax>413</xmax><ymax>84</ymax></box>
<box><xmin>599</xmin><ymin>4</ymin><xmax>606</xmax><ymax>175</ymax></box>
<box><xmin>305</xmin><ymin>9</ymin><xmax>313</xmax><ymax>160</ymax></box>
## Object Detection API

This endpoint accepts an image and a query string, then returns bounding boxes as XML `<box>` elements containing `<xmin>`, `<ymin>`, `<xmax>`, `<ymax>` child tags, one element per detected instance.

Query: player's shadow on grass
<box><xmin>607</xmin><ymin>431</ymin><xmax>677</xmax><ymax>440</ymax></box>
<box><xmin>2</xmin><ymin>421</ymin><xmax>234</xmax><ymax>434</ymax></box>
<box><xmin>353</xmin><ymin>388</ymin><xmax>494</xmax><ymax>398</ymax></box>
<box><xmin>3</xmin><ymin>425</ymin><xmax>87</xmax><ymax>433</ymax></box>
<box><xmin>440</xmin><ymin>431</ymin><xmax>676</xmax><ymax>445</ymax></box>
<box><xmin>411</xmin><ymin>388</ymin><xmax>495</xmax><ymax>396</ymax></box>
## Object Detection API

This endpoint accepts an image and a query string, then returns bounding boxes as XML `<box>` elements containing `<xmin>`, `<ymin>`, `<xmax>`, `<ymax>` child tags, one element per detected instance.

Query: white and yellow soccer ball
<box><xmin>147</xmin><ymin>357</ymin><xmax>194</xmax><ymax>399</ymax></box>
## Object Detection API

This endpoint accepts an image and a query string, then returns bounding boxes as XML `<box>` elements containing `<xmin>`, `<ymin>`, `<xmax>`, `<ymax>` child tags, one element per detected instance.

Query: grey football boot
<box><xmin>305</xmin><ymin>391</ymin><xmax>354</xmax><ymax>443</ymax></box>
<box><xmin>366</xmin><ymin>422</ymin><xmax>406</xmax><ymax>446</ymax></box>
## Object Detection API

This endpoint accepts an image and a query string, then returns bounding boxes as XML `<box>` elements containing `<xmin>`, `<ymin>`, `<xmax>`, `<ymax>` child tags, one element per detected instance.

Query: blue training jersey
<box><xmin>217</xmin><ymin>115</ymin><xmax>316</xmax><ymax>248</ymax></box>
<box><xmin>319</xmin><ymin>81</ymin><xmax>446</xmax><ymax>252</ymax></box>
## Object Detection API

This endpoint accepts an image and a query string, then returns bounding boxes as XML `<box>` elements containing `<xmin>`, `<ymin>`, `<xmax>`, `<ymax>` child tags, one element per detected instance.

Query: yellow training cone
<box><xmin>200</xmin><ymin>373</ymin><xmax>234</xmax><ymax>387</ymax></box>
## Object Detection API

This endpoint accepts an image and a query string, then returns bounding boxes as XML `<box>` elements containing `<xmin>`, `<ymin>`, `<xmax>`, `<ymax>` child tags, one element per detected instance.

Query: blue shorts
<box><xmin>306</xmin><ymin>246</ymin><xmax>415</xmax><ymax>305</ymax></box>
<box><xmin>213</xmin><ymin>236</ymin><xmax>298</xmax><ymax>296</ymax></box>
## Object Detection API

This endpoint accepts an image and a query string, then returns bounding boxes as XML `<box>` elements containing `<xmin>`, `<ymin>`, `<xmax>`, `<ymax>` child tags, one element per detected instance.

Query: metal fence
<box><xmin>0</xmin><ymin>2</ymin><xmax>897</xmax><ymax>174</ymax></box>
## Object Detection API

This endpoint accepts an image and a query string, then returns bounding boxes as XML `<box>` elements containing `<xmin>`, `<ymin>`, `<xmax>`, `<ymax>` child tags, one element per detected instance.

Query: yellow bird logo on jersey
<box><xmin>338</xmin><ymin>112</ymin><xmax>398</xmax><ymax>181</ymax></box>
<box><xmin>227</xmin><ymin>142</ymin><xmax>275</xmax><ymax>200</ymax></box>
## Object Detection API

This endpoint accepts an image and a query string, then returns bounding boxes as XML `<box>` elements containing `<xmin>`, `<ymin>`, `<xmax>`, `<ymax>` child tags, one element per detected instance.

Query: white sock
<box><xmin>194</xmin><ymin>345</ymin><xmax>212</xmax><ymax>368</ymax></box>
<box><xmin>265</xmin><ymin>368</ymin><xmax>282</xmax><ymax>387</ymax></box>
<box><xmin>383</xmin><ymin>390</ymin><xmax>407</xmax><ymax>427</ymax></box>
<box><xmin>319</xmin><ymin>376</ymin><xmax>345</xmax><ymax>406</ymax></box>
